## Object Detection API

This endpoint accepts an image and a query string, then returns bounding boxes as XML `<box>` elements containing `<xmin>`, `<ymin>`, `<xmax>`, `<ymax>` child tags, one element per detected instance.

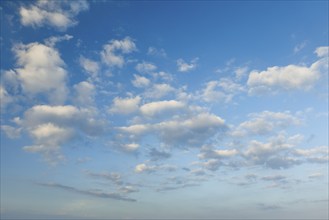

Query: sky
<box><xmin>0</xmin><ymin>0</ymin><xmax>328</xmax><ymax>219</ymax></box>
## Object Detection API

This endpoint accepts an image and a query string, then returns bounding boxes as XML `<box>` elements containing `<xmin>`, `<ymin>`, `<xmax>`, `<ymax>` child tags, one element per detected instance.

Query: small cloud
<box><xmin>293</xmin><ymin>41</ymin><xmax>307</xmax><ymax>54</ymax></box>
<box><xmin>147</xmin><ymin>47</ymin><xmax>167</xmax><ymax>57</ymax></box>
<box><xmin>101</xmin><ymin>37</ymin><xmax>137</xmax><ymax>68</ymax></box>
<box><xmin>149</xmin><ymin>148</ymin><xmax>171</xmax><ymax>161</ymax></box>
<box><xmin>135</xmin><ymin>61</ymin><xmax>157</xmax><ymax>74</ymax></box>
<box><xmin>177</xmin><ymin>57</ymin><xmax>198</xmax><ymax>72</ymax></box>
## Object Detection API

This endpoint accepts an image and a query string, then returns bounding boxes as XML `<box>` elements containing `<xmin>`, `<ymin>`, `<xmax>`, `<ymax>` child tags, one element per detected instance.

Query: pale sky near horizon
<box><xmin>0</xmin><ymin>0</ymin><xmax>328</xmax><ymax>219</ymax></box>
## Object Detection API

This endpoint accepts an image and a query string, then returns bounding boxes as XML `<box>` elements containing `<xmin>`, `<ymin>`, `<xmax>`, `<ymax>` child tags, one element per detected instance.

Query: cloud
<box><xmin>135</xmin><ymin>61</ymin><xmax>157</xmax><ymax>74</ymax></box>
<box><xmin>21</xmin><ymin>105</ymin><xmax>105</xmax><ymax>164</ymax></box>
<box><xmin>144</xmin><ymin>83</ymin><xmax>175</xmax><ymax>99</ymax></box>
<box><xmin>19</xmin><ymin>0</ymin><xmax>89</xmax><ymax>31</ymax></box>
<box><xmin>85</xmin><ymin>171</ymin><xmax>123</xmax><ymax>185</ymax></box>
<box><xmin>140</xmin><ymin>100</ymin><xmax>185</xmax><ymax>117</ymax></box>
<box><xmin>73</xmin><ymin>81</ymin><xmax>95</xmax><ymax>106</ymax></box>
<box><xmin>149</xmin><ymin>148</ymin><xmax>171</xmax><ymax>161</ymax></box>
<box><xmin>231</xmin><ymin>111</ymin><xmax>301</xmax><ymax>137</ymax></box>
<box><xmin>177</xmin><ymin>57</ymin><xmax>198</xmax><ymax>72</ymax></box>
<box><xmin>261</xmin><ymin>174</ymin><xmax>286</xmax><ymax>181</ymax></box>
<box><xmin>235</xmin><ymin>66</ymin><xmax>249</xmax><ymax>79</ymax></box>
<box><xmin>134</xmin><ymin>163</ymin><xmax>176</xmax><ymax>173</ymax></box>
<box><xmin>131</xmin><ymin>74</ymin><xmax>150</xmax><ymax>88</ymax></box>
<box><xmin>198</xmin><ymin>146</ymin><xmax>238</xmax><ymax>159</ymax></box>
<box><xmin>44</xmin><ymin>34</ymin><xmax>73</xmax><ymax>47</ymax></box>
<box><xmin>119</xmin><ymin>112</ymin><xmax>226</xmax><ymax>148</ymax></box>
<box><xmin>247</xmin><ymin>47</ymin><xmax>328</xmax><ymax>94</ymax></box>
<box><xmin>147</xmin><ymin>47</ymin><xmax>167</xmax><ymax>57</ymax></box>
<box><xmin>109</xmin><ymin>96</ymin><xmax>141</xmax><ymax>115</ymax></box>
<box><xmin>38</xmin><ymin>182</ymin><xmax>136</xmax><ymax>202</ymax></box>
<box><xmin>1</xmin><ymin>125</ymin><xmax>22</xmax><ymax>139</ymax></box>
<box><xmin>12</xmin><ymin>42</ymin><xmax>68</xmax><ymax>104</ymax></box>
<box><xmin>315</xmin><ymin>46</ymin><xmax>329</xmax><ymax>57</ymax></box>
<box><xmin>0</xmin><ymin>85</ymin><xmax>14</xmax><ymax>109</ymax></box>
<box><xmin>101</xmin><ymin>37</ymin><xmax>136</xmax><ymax>68</ymax></box>
<box><xmin>293</xmin><ymin>146</ymin><xmax>329</xmax><ymax>164</ymax></box>
<box><xmin>79</xmin><ymin>56</ymin><xmax>100</xmax><ymax>77</ymax></box>
<box><xmin>293</xmin><ymin>41</ymin><xmax>307</xmax><ymax>54</ymax></box>
<box><xmin>242</xmin><ymin>133</ymin><xmax>304</xmax><ymax>169</ymax></box>
<box><xmin>200</xmin><ymin>78</ymin><xmax>244</xmax><ymax>103</ymax></box>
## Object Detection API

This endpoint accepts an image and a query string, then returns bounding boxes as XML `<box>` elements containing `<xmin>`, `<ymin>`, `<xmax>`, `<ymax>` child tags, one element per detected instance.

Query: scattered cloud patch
<box><xmin>19</xmin><ymin>0</ymin><xmax>89</xmax><ymax>31</ymax></box>
<box><xmin>101</xmin><ymin>37</ymin><xmax>137</xmax><ymax>68</ymax></box>
<box><xmin>177</xmin><ymin>57</ymin><xmax>198</xmax><ymax>72</ymax></box>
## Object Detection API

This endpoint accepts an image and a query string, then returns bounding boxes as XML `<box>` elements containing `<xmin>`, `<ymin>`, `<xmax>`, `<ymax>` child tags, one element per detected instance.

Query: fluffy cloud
<box><xmin>140</xmin><ymin>100</ymin><xmax>185</xmax><ymax>117</ymax></box>
<box><xmin>231</xmin><ymin>111</ymin><xmax>301</xmax><ymax>137</ymax></box>
<box><xmin>242</xmin><ymin>133</ymin><xmax>304</xmax><ymax>169</ymax></box>
<box><xmin>79</xmin><ymin>56</ymin><xmax>100</xmax><ymax>77</ymax></box>
<box><xmin>144</xmin><ymin>83</ymin><xmax>175</xmax><ymax>99</ymax></box>
<box><xmin>200</xmin><ymin>78</ymin><xmax>244</xmax><ymax>103</ymax></box>
<box><xmin>131</xmin><ymin>74</ymin><xmax>150</xmax><ymax>88</ymax></box>
<box><xmin>13</xmin><ymin>42</ymin><xmax>68</xmax><ymax>104</ymax></box>
<box><xmin>315</xmin><ymin>46</ymin><xmax>329</xmax><ymax>57</ymax></box>
<box><xmin>177</xmin><ymin>57</ymin><xmax>198</xmax><ymax>72</ymax></box>
<box><xmin>135</xmin><ymin>61</ymin><xmax>157</xmax><ymax>74</ymax></box>
<box><xmin>247</xmin><ymin>47</ymin><xmax>328</xmax><ymax>94</ymax></box>
<box><xmin>109</xmin><ymin>96</ymin><xmax>141</xmax><ymax>115</ymax></box>
<box><xmin>119</xmin><ymin>112</ymin><xmax>226</xmax><ymax>148</ymax></box>
<box><xmin>19</xmin><ymin>0</ymin><xmax>89</xmax><ymax>31</ymax></box>
<box><xmin>74</xmin><ymin>81</ymin><xmax>95</xmax><ymax>106</ymax></box>
<box><xmin>21</xmin><ymin>105</ymin><xmax>105</xmax><ymax>164</ymax></box>
<box><xmin>101</xmin><ymin>37</ymin><xmax>136</xmax><ymax>68</ymax></box>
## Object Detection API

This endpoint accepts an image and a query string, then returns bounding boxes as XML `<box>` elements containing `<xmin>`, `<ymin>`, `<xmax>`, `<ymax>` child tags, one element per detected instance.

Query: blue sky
<box><xmin>0</xmin><ymin>0</ymin><xmax>328</xmax><ymax>219</ymax></box>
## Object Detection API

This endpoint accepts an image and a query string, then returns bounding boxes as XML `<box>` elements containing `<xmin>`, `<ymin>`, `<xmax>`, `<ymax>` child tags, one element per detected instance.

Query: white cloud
<box><xmin>135</xmin><ymin>163</ymin><xmax>154</xmax><ymax>173</ymax></box>
<box><xmin>21</xmin><ymin>105</ymin><xmax>105</xmax><ymax>164</ymax></box>
<box><xmin>243</xmin><ymin>133</ymin><xmax>304</xmax><ymax>169</ymax></box>
<box><xmin>13</xmin><ymin>42</ymin><xmax>68</xmax><ymax>104</ymax></box>
<box><xmin>101</xmin><ymin>37</ymin><xmax>136</xmax><ymax>68</ymax></box>
<box><xmin>235</xmin><ymin>66</ymin><xmax>249</xmax><ymax>79</ymax></box>
<box><xmin>44</xmin><ymin>34</ymin><xmax>73</xmax><ymax>47</ymax></box>
<box><xmin>200</xmin><ymin>78</ymin><xmax>244</xmax><ymax>103</ymax></box>
<box><xmin>135</xmin><ymin>61</ymin><xmax>157</xmax><ymax>74</ymax></box>
<box><xmin>118</xmin><ymin>112</ymin><xmax>226</xmax><ymax>148</ymax></box>
<box><xmin>19</xmin><ymin>0</ymin><xmax>89</xmax><ymax>31</ymax></box>
<box><xmin>79</xmin><ymin>56</ymin><xmax>100</xmax><ymax>77</ymax></box>
<box><xmin>177</xmin><ymin>57</ymin><xmax>198</xmax><ymax>72</ymax></box>
<box><xmin>248</xmin><ymin>65</ymin><xmax>319</xmax><ymax>93</ymax></box>
<box><xmin>109</xmin><ymin>96</ymin><xmax>141</xmax><ymax>115</ymax></box>
<box><xmin>131</xmin><ymin>74</ymin><xmax>150</xmax><ymax>88</ymax></box>
<box><xmin>231</xmin><ymin>111</ymin><xmax>301</xmax><ymax>137</ymax></box>
<box><xmin>144</xmin><ymin>83</ymin><xmax>175</xmax><ymax>99</ymax></box>
<box><xmin>121</xmin><ymin>143</ymin><xmax>140</xmax><ymax>152</ymax></box>
<box><xmin>315</xmin><ymin>46</ymin><xmax>329</xmax><ymax>57</ymax></box>
<box><xmin>247</xmin><ymin>48</ymin><xmax>328</xmax><ymax>94</ymax></box>
<box><xmin>73</xmin><ymin>81</ymin><xmax>95</xmax><ymax>106</ymax></box>
<box><xmin>0</xmin><ymin>85</ymin><xmax>14</xmax><ymax>109</ymax></box>
<box><xmin>199</xmin><ymin>147</ymin><xmax>238</xmax><ymax>159</ymax></box>
<box><xmin>134</xmin><ymin>163</ymin><xmax>176</xmax><ymax>173</ymax></box>
<box><xmin>140</xmin><ymin>100</ymin><xmax>185</xmax><ymax>117</ymax></box>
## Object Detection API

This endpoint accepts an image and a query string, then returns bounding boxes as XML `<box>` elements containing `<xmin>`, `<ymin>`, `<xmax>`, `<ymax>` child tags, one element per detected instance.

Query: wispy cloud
<box><xmin>38</xmin><ymin>182</ymin><xmax>136</xmax><ymax>202</ymax></box>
